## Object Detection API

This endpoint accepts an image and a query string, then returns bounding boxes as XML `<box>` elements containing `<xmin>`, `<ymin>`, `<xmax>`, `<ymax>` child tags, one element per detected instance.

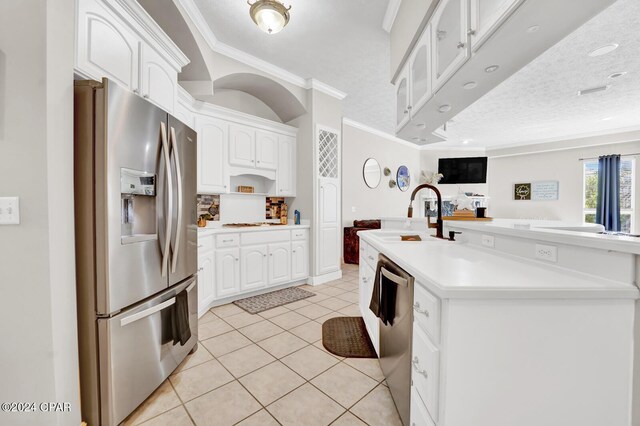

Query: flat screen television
<box><xmin>438</xmin><ymin>157</ymin><xmax>488</xmax><ymax>184</ymax></box>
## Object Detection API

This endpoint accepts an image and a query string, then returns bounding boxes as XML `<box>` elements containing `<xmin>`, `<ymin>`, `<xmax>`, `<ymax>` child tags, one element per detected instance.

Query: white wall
<box><xmin>0</xmin><ymin>1</ymin><xmax>80</xmax><ymax>425</ymax></box>
<box><xmin>488</xmin><ymin>140</ymin><xmax>640</xmax><ymax>228</ymax></box>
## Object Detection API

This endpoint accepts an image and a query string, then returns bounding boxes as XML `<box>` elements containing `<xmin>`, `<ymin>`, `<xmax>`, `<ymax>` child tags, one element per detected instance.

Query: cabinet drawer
<box><xmin>410</xmin><ymin>386</ymin><xmax>436</xmax><ymax>426</ymax></box>
<box><xmin>413</xmin><ymin>283</ymin><xmax>441</xmax><ymax>343</ymax></box>
<box><xmin>291</xmin><ymin>228</ymin><xmax>309</xmax><ymax>241</ymax></box>
<box><xmin>412</xmin><ymin>326</ymin><xmax>440</xmax><ymax>422</ymax></box>
<box><xmin>364</xmin><ymin>242</ymin><xmax>379</xmax><ymax>269</ymax></box>
<box><xmin>216</xmin><ymin>233</ymin><xmax>239</xmax><ymax>248</ymax></box>
<box><xmin>241</xmin><ymin>230</ymin><xmax>290</xmax><ymax>246</ymax></box>
<box><xmin>198</xmin><ymin>235</ymin><xmax>214</xmax><ymax>252</ymax></box>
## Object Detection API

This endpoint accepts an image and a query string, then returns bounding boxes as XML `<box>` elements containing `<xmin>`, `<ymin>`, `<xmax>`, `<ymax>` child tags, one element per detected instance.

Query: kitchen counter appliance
<box><xmin>74</xmin><ymin>78</ymin><xmax>198</xmax><ymax>425</ymax></box>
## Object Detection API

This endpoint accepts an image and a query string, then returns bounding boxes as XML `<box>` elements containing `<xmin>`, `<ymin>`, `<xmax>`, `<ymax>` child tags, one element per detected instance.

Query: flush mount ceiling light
<box><xmin>248</xmin><ymin>0</ymin><xmax>291</xmax><ymax>34</ymax></box>
<box><xmin>484</xmin><ymin>65</ymin><xmax>500</xmax><ymax>73</ymax></box>
<box><xmin>608</xmin><ymin>71</ymin><xmax>627</xmax><ymax>79</ymax></box>
<box><xmin>438</xmin><ymin>104</ymin><xmax>452</xmax><ymax>113</ymax></box>
<box><xmin>463</xmin><ymin>81</ymin><xmax>477</xmax><ymax>89</ymax></box>
<box><xmin>588</xmin><ymin>43</ymin><xmax>619</xmax><ymax>57</ymax></box>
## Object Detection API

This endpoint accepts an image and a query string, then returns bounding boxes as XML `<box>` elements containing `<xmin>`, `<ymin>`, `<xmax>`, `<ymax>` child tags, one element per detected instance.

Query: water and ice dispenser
<box><xmin>121</xmin><ymin>168</ymin><xmax>157</xmax><ymax>243</ymax></box>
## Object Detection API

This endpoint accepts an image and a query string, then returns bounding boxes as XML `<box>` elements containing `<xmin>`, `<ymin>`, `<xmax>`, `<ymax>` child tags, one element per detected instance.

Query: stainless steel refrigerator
<box><xmin>74</xmin><ymin>78</ymin><xmax>198</xmax><ymax>426</ymax></box>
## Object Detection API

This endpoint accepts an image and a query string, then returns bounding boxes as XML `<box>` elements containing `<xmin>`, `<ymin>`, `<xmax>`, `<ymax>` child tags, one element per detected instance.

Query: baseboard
<box><xmin>308</xmin><ymin>270</ymin><xmax>342</xmax><ymax>286</ymax></box>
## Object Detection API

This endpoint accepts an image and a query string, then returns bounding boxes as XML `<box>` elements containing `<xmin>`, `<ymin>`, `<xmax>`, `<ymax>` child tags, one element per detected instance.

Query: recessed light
<box><xmin>415</xmin><ymin>123</ymin><xmax>426</xmax><ymax>128</ymax></box>
<box><xmin>463</xmin><ymin>81</ymin><xmax>477</xmax><ymax>89</ymax></box>
<box><xmin>588</xmin><ymin>43</ymin><xmax>619</xmax><ymax>57</ymax></box>
<box><xmin>601</xmin><ymin>116</ymin><xmax>614</xmax><ymax>121</ymax></box>
<box><xmin>526</xmin><ymin>25</ymin><xmax>540</xmax><ymax>33</ymax></box>
<box><xmin>577</xmin><ymin>85</ymin><xmax>611</xmax><ymax>96</ymax></box>
<box><xmin>462</xmin><ymin>140</ymin><xmax>471</xmax><ymax>145</ymax></box>
<box><xmin>608</xmin><ymin>71</ymin><xmax>627</xmax><ymax>79</ymax></box>
<box><xmin>412</xmin><ymin>137</ymin><xmax>426</xmax><ymax>142</ymax></box>
<box><xmin>485</xmin><ymin>65</ymin><xmax>500</xmax><ymax>73</ymax></box>
<box><xmin>438</xmin><ymin>104</ymin><xmax>452</xmax><ymax>113</ymax></box>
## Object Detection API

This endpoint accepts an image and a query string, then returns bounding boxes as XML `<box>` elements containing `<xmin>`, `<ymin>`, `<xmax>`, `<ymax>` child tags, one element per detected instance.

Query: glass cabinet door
<box><xmin>432</xmin><ymin>0</ymin><xmax>469</xmax><ymax>90</ymax></box>
<box><xmin>470</xmin><ymin>0</ymin><xmax>523</xmax><ymax>51</ymax></box>
<box><xmin>396</xmin><ymin>68</ymin><xmax>410</xmax><ymax>130</ymax></box>
<box><xmin>410</xmin><ymin>25</ymin><xmax>431</xmax><ymax>114</ymax></box>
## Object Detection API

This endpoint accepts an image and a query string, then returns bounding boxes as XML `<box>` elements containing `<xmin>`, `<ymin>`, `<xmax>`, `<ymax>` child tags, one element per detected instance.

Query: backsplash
<box><xmin>197</xmin><ymin>194</ymin><xmax>220</xmax><ymax>220</ymax></box>
<box><xmin>266</xmin><ymin>197</ymin><xmax>286</xmax><ymax>219</ymax></box>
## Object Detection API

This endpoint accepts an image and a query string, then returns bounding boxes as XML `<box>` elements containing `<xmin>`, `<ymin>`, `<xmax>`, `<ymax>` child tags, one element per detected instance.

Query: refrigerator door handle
<box><xmin>160</xmin><ymin>122</ymin><xmax>173</xmax><ymax>278</ymax></box>
<box><xmin>169</xmin><ymin>126</ymin><xmax>183</xmax><ymax>274</ymax></box>
<box><xmin>119</xmin><ymin>297</ymin><xmax>175</xmax><ymax>327</ymax></box>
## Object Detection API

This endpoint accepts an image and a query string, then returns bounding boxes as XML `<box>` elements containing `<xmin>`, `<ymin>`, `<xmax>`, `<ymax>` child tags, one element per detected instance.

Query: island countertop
<box><xmin>358</xmin><ymin>229</ymin><xmax>639</xmax><ymax>300</ymax></box>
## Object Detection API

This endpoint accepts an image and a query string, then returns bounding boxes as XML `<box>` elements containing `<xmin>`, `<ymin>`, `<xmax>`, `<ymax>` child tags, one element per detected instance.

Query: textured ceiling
<box><xmin>433</xmin><ymin>0</ymin><xmax>640</xmax><ymax>149</ymax></box>
<box><xmin>192</xmin><ymin>0</ymin><xmax>395</xmax><ymax>133</ymax></box>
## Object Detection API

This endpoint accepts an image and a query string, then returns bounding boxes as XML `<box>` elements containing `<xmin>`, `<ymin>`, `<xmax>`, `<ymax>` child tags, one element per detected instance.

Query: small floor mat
<box><xmin>232</xmin><ymin>287</ymin><xmax>315</xmax><ymax>314</ymax></box>
<box><xmin>322</xmin><ymin>317</ymin><xmax>377</xmax><ymax>358</ymax></box>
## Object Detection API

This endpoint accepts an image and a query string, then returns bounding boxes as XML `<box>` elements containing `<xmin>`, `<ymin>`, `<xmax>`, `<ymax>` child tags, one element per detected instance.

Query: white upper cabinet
<box><xmin>240</xmin><ymin>245</ymin><xmax>268</xmax><ymax>291</ymax></box>
<box><xmin>277</xmin><ymin>135</ymin><xmax>296</xmax><ymax>197</ymax></box>
<box><xmin>268</xmin><ymin>242</ymin><xmax>291</xmax><ymax>286</ymax></box>
<box><xmin>197</xmin><ymin>117</ymin><xmax>229</xmax><ymax>194</ymax></box>
<box><xmin>469</xmin><ymin>0</ymin><xmax>524</xmax><ymax>52</ymax></box>
<box><xmin>140</xmin><ymin>44</ymin><xmax>177</xmax><ymax>113</ymax></box>
<box><xmin>395</xmin><ymin>64</ymin><xmax>411</xmax><ymax>131</ymax></box>
<box><xmin>431</xmin><ymin>0</ymin><xmax>470</xmax><ymax>91</ymax></box>
<box><xmin>229</xmin><ymin>124</ymin><xmax>256</xmax><ymax>168</ymax></box>
<box><xmin>410</xmin><ymin>24</ymin><xmax>432</xmax><ymax>115</ymax></box>
<box><xmin>255</xmin><ymin>131</ymin><xmax>278</xmax><ymax>170</ymax></box>
<box><xmin>76</xmin><ymin>0</ymin><xmax>139</xmax><ymax>91</ymax></box>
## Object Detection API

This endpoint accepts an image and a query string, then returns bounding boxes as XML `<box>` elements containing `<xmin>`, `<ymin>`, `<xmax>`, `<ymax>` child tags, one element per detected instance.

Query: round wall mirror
<box><xmin>396</xmin><ymin>166</ymin><xmax>410</xmax><ymax>192</ymax></box>
<box><xmin>363</xmin><ymin>158</ymin><xmax>381</xmax><ymax>188</ymax></box>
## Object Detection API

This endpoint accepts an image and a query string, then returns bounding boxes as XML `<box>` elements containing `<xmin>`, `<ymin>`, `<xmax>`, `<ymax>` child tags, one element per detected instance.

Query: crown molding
<box><xmin>342</xmin><ymin>118</ymin><xmax>420</xmax><ymax>150</ymax></box>
<box><xmin>175</xmin><ymin>0</ymin><xmax>347</xmax><ymax>100</ymax></box>
<box><xmin>382</xmin><ymin>0</ymin><xmax>402</xmax><ymax>33</ymax></box>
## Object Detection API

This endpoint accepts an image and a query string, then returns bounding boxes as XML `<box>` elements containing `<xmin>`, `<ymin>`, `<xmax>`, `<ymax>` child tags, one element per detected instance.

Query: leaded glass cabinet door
<box><xmin>431</xmin><ymin>0</ymin><xmax>470</xmax><ymax>91</ymax></box>
<box><xmin>410</xmin><ymin>24</ymin><xmax>432</xmax><ymax>116</ymax></box>
<box><xmin>396</xmin><ymin>64</ymin><xmax>411</xmax><ymax>131</ymax></box>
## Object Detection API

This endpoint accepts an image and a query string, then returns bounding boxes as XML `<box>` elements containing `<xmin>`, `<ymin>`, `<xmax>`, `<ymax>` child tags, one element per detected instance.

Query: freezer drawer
<box><xmin>97</xmin><ymin>277</ymin><xmax>197</xmax><ymax>425</ymax></box>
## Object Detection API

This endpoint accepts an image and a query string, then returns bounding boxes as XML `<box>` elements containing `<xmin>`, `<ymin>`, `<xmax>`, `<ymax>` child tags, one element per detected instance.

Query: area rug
<box><xmin>322</xmin><ymin>317</ymin><xmax>377</xmax><ymax>358</ymax></box>
<box><xmin>233</xmin><ymin>287</ymin><xmax>315</xmax><ymax>314</ymax></box>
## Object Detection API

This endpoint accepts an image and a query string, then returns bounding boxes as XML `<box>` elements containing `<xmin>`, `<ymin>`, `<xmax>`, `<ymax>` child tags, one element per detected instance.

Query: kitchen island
<box><xmin>358</xmin><ymin>226</ymin><xmax>638</xmax><ymax>426</ymax></box>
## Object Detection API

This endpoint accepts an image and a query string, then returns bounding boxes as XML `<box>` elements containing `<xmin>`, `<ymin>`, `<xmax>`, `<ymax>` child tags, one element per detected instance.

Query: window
<box><xmin>583</xmin><ymin>157</ymin><xmax>635</xmax><ymax>233</ymax></box>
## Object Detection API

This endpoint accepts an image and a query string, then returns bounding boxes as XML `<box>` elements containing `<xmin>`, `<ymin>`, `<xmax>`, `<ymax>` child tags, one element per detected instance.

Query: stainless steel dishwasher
<box><xmin>378</xmin><ymin>256</ymin><xmax>414</xmax><ymax>426</ymax></box>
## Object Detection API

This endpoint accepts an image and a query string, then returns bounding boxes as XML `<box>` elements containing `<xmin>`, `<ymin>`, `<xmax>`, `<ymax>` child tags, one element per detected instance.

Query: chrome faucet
<box><xmin>407</xmin><ymin>183</ymin><xmax>445</xmax><ymax>239</ymax></box>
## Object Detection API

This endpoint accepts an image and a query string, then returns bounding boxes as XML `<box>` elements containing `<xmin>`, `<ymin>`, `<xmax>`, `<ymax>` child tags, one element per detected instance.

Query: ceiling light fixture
<box><xmin>608</xmin><ymin>71</ymin><xmax>627</xmax><ymax>79</ymax></box>
<box><xmin>601</xmin><ymin>116</ymin><xmax>614</xmax><ymax>121</ymax></box>
<box><xmin>438</xmin><ymin>104</ymin><xmax>452</xmax><ymax>113</ymax></box>
<box><xmin>485</xmin><ymin>65</ymin><xmax>500</xmax><ymax>73</ymax></box>
<box><xmin>248</xmin><ymin>0</ymin><xmax>291</xmax><ymax>34</ymax></box>
<box><xmin>588</xmin><ymin>43</ymin><xmax>619</xmax><ymax>57</ymax></box>
<box><xmin>462</xmin><ymin>140</ymin><xmax>471</xmax><ymax>145</ymax></box>
<box><xmin>463</xmin><ymin>81</ymin><xmax>477</xmax><ymax>89</ymax></box>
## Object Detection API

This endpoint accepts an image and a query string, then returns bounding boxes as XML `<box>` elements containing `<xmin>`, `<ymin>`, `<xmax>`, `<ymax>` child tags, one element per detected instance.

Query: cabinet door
<box><xmin>410</xmin><ymin>25</ymin><xmax>432</xmax><ymax>115</ymax></box>
<box><xmin>277</xmin><ymin>135</ymin><xmax>296</xmax><ymax>196</ymax></box>
<box><xmin>431</xmin><ymin>0</ymin><xmax>470</xmax><ymax>91</ymax></box>
<box><xmin>395</xmin><ymin>65</ymin><xmax>411</xmax><ymax>131</ymax></box>
<box><xmin>291</xmin><ymin>241</ymin><xmax>308</xmax><ymax>280</ymax></box>
<box><xmin>241</xmin><ymin>245</ymin><xmax>268</xmax><ymax>291</ymax></box>
<box><xmin>140</xmin><ymin>44</ymin><xmax>177</xmax><ymax>113</ymax></box>
<box><xmin>197</xmin><ymin>252</ymin><xmax>215</xmax><ymax>316</ymax></box>
<box><xmin>197</xmin><ymin>118</ymin><xmax>228</xmax><ymax>194</ymax></box>
<box><xmin>215</xmin><ymin>248</ymin><xmax>240</xmax><ymax>297</ymax></box>
<box><xmin>318</xmin><ymin>178</ymin><xmax>340</xmax><ymax>275</ymax></box>
<box><xmin>268</xmin><ymin>242</ymin><xmax>291</xmax><ymax>286</ymax></box>
<box><xmin>255</xmin><ymin>131</ymin><xmax>278</xmax><ymax>170</ymax></box>
<box><xmin>470</xmin><ymin>0</ymin><xmax>523</xmax><ymax>52</ymax></box>
<box><xmin>76</xmin><ymin>0</ymin><xmax>139</xmax><ymax>91</ymax></box>
<box><xmin>229</xmin><ymin>124</ymin><xmax>255</xmax><ymax>167</ymax></box>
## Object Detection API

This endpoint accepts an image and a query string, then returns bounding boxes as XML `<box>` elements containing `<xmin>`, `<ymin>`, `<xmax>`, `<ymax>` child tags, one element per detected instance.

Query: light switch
<box><xmin>0</xmin><ymin>197</ymin><xmax>20</xmax><ymax>225</ymax></box>
<box><xmin>351</xmin><ymin>206</ymin><xmax>356</xmax><ymax>213</ymax></box>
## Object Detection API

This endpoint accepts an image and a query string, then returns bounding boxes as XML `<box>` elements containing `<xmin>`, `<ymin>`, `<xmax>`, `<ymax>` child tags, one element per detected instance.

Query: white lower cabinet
<box><xmin>197</xmin><ymin>251</ymin><xmax>215</xmax><ymax>316</ymax></box>
<box><xmin>268</xmin><ymin>242</ymin><xmax>291</xmax><ymax>286</ymax></box>
<box><xmin>241</xmin><ymin>245</ymin><xmax>268</xmax><ymax>291</ymax></box>
<box><xmin>358</xmin><ymin>247</ymin><xmax>379</xmax><ymax>355</ymax></box>
<box><xmin>410</xmin><ymin>386</ymin><xmax>436</xmax><ymax>426</ymax></box>
<box><xmin>215</xmin><ymin>248</ymin><xmax>240</xmax><ymax>298</ymax></box>
<box><xmin>291</xmin><ymin>241</ymin><xmax>309</xmax><ymax>280</ymax></box>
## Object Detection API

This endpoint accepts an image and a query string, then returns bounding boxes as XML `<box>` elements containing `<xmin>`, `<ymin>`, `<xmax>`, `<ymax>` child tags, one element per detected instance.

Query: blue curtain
<box><xmin>596</xmin><ymin>154</ymin><xmax>621</xmax><ymax>231</ymax></box>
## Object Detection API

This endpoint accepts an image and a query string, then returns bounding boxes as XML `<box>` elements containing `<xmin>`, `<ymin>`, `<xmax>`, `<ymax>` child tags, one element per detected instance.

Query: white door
<box><xmin>318</xmin><ymin>178</ymin><xmax>340</xmax><ymax>275</ymax></box>
<box><xmin>255</xmin><ymin>131</ymin><xmax>278</xmax><ymax>170</ymax></box>
<box><xmin>268</xmin><ymin>242</ymin><xmax>291</xmax><ymax>286</ymax></box>
<box><xmin>291</xmin><ymin>241</ymin><xmax>309</xmax><ymax>280</ymax></box>
<box><xmin>410</xmin><ymin>24</ymin><xmax>432</xmax><ymax>115</ymax></box>
<box><xmin>215</xmin><ymin>248</ymin><xmax>240</xmax><ymax>297</ymax></box>
<box><xmin>197</xmin><ymin>252</ymin><xmax>215</xmax><ymax>316</ymax></box>
<box><xmin>470</xmin><ymin>0</ymin><xmax>524</xmax><ymax>52</ymax></box>
<box><xmin>229</xmin><ymin>124</ymin><xmax>255</xmax><ymax>167</ymax></box>
<box><xmin>76</xmin><ymin>0</ymin><xmax>139</xmax><ymax>91</ymax></box>
<box><xmin>277</xmin><ymin>135</ymin><xmax>296</xmax><ymax>196</ymax></box>
<box><xmin>140</xmin><ymin>44</ymin><xmax>177</xmax><ymax>113</ymax></box>
<box><xmin>431</xmin><ymin>0</ymin><xmax>470</xmax><ymax>91</ymax></box>
<box><xmin>395</xmin><ymin>64</ymin><xmax>411</xmax><ymax>131</ymax></box>
<box><xmin>197</xmin><ymin>118</ymin><xmax>228</xmax><ymax>194</ymax></box>
<box><xmin>241</xmin><ymin>245</ymin><xmax>268</xmax><ymax>291</ymax></box>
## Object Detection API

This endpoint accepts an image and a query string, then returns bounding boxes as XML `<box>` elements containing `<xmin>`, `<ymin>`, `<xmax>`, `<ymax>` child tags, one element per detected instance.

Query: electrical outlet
<box><xmin>0</xmin><ymin>197</ymin><xmax>20</xmax><ymax>225</ymax></box>
<box><xmin>535</xmin><ymin>244</ymin><xmax>557</xmax><ymax>262</ymax></box>
<box><xmin>481</xmin><ymin>235</ymin><xmax>495</xmax><ymax>248</ymax></box>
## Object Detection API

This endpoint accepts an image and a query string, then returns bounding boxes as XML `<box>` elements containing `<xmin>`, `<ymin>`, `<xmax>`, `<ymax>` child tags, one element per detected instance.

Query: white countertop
<box><xmin>198</xmin><ymin>223</ymin><xmax>310</xmax><ymax>237</ymax></box>
<box><xmin>358</xmin><ymin>229</ymin><xmax>639</xmax><ymax>300</ymax></box>
<box><xmin>445</xmin><ymin>219</ymin><xmax>640</xmax><ymax>255</ymax></box>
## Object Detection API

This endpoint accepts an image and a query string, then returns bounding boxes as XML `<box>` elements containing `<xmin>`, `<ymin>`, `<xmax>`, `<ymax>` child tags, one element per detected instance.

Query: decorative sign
<box><xmin>514</xmin><ymin>181</ymin><xmax>559</xmax><ymax>201</ymax></box>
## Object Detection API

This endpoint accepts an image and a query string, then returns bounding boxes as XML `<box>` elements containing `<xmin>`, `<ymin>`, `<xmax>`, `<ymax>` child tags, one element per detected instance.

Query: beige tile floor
<box><xmin>123</xmin><ymin>264</ymin><xmax>402</xmax><ymax>426</ymax></box>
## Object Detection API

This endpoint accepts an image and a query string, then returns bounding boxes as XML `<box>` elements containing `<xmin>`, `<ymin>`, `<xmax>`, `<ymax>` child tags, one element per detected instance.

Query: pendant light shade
<box><xmin>248</xmin><ymin>0</ymin><xmax>291</xmax><ymax>34</ymax></box>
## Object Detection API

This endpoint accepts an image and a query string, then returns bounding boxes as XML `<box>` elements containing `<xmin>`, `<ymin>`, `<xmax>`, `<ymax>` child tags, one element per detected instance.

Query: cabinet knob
<box><xmin>143</xmin><ymin>94</ymin><xmax>149</xmax><ymax>99</ymax></box>
<box><xmin>198</xmin><ymin>267</ymin><xmax>204</xmax><ymax>272</ymax></box>
<box><xmin>235</xmin><ymin>258</ymin><xmax>239</xmax><ymax>261</ymax></box>
<box><xmin>133</xmin><ymin>89</ymin><xmax>139</xmax><ymax>94</ymax></box>
<box><xmin>362</xmin><ymin>277</ymin><xmax>368</xmax><ymax>283</ymax></box>
<box><xmin>413</xmin><ymin>302</ymin><xmax>430</xmax><ymax>317</ymax></box>
<box><xmin>407</xmin><ymin>105</ymin><xmax>412</xmax><ymax>110</ymax></box>
<box><xmin>292</xmin><ymin>249</ymin><xmax>296</xmax><ymax>253</ymax></box>
<box><xmin>412</xmin><ymin>357</ymin><xmax>428</xmax><ymax>378</ymax></box>
<box><xmin>198</xmin><ymin>244</ymin><xmax>203</xmax><ymax>248</ymax></box>
<box><xmin>403</xmin><ymin>109</ymin><xmax>409</xmax><ymax>115</ymax></box>
<box><xmin>457</xmin><ymin>42</ymin><xmax>466</xmax><ymax>49</ymax></box>
<box><xmin>467</xmin><ymin>29</ymin><xmax>476</xmax><ymax>36</ymax></box>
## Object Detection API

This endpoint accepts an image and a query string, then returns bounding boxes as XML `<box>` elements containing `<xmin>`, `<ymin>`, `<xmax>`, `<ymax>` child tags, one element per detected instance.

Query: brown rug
<box><xmin>322</xmin><ymin>317</ymin><xmax>377</xmax><ymax>358</ymax></box>
<box><xmin>232</xmin><ymin>287</ymin><xmax>315</xmax><ymax>314</ymax></box>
